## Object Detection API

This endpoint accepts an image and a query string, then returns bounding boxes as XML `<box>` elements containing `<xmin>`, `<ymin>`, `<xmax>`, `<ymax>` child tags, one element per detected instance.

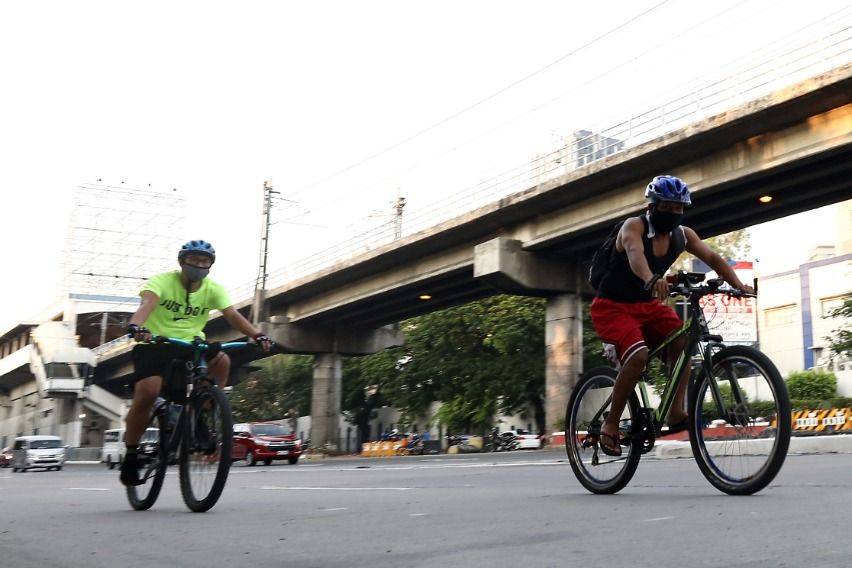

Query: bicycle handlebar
<box><xmin>131</xmin><ymin>334</ymin><xmax>273</xmax><ymax>352</ymax></box>
<box><xmin>665</xmin><ymin>272</ymin><xmax>756</xmax><ymax>301</ymax></box>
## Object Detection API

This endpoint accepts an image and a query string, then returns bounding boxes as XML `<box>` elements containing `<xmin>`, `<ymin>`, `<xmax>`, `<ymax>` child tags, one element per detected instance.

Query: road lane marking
<box><xmin>642</xmin><ymin>516</ymin><xmax>675</xmax><ymax>522</ymax></box>
<box><xmin>260</xmin><ymin>486</ymin><xmax>412</xmax><ymax>491</ymax></box>
<box><xmin>67</xmin><ymin>487</ymin><xmax>111</xmax><ymax>491</ymax></box>
<box><xmin>409</xmin><ymin>513</ymin><xmax>426</xmax><ymax>517</ymax></box>
<box><xmin>321</xmin><ymin>507</ymin><xmax>349</xmax><ymax>511</ymax></box>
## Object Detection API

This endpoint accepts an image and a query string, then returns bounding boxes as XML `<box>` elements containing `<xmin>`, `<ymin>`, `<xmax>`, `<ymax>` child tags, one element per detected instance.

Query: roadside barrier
<box><xmin>785</xmin><ymin>408</ymin><xmax>851</xmax><ymax>433</ymax></box>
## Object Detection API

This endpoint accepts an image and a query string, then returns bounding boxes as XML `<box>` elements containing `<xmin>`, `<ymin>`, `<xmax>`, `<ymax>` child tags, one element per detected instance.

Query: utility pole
<box><xmin>252</xmin><ymin>180</ymin><xmax>278</xmax><ymax>326</ymax></box>
<box><xmin>392</xmin><ymin>193</ymin><xmax>406</xmax><ymax>240</ymax></box>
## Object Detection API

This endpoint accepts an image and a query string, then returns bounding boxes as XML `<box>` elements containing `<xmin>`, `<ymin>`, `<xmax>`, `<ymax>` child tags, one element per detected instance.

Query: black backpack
<box><xmin>588</xmin><ymin>220</ymin><xmax>624</xmax><ymax>291</ymax></box>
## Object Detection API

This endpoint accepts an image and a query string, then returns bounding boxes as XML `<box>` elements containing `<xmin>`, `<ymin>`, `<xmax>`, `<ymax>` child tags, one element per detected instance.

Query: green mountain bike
<box><xmin>566</xmin><ymin>272</ymin><xmax>791</xmax><ymax>495</ymax></box>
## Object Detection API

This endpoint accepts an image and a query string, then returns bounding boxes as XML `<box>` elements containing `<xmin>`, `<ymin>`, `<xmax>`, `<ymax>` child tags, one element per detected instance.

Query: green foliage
<box><xmin>825</xmin><ymin>298</ymin><xmax>852</xmax><ymax>358</ymax></box>
<box><xmin>786</xmin><ymin>370</ymin><xmax>837</xmax><ymax>400</ymax></box>
<box><xmin>230</xmin><ymin>355</ymin><xmax>312</xmax><ymax>423</ymax></box>
<box><xmin>349</xmin><ymin>295</ymin><xmax>546</xmax><ymax>435</ymax></box>
<box><xmin>671</xmin><ymin>228</ymin><xmax>751</xmax><ymax>272</ymax></box>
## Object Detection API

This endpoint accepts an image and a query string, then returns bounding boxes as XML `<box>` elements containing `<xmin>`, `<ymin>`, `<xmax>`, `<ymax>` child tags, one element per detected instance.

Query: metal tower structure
<box><xmin>64</xmin><ymin>181</ymin><xmax>186</xmax><ymax>298</ymax></box>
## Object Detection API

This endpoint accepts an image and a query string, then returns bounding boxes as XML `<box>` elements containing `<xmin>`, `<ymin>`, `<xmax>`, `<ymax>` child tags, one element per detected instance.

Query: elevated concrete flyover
<box><xmin>95</xmin><ymin>64</ymin><xmax>852</xmax><ymax>446</ymax></box>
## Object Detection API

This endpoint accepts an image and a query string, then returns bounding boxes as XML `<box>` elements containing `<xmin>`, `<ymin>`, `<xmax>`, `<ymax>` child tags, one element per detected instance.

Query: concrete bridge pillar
<box><xmin>474</xmin><ymin>237</ymin><xmax>587</xmax><ymax>435</ymax></box>
<box><xmin>310</xmin><ymin>353</ymin><xmax>342</xmax><ymax>451</ymax></box>
<box><xmin>545</xmin><ymin>294</ymin><xmax>583</xmax><ymax>435</ymax></box>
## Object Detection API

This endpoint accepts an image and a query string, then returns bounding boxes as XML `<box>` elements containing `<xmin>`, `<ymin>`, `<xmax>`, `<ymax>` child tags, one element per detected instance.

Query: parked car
<box><xmin>508</xmin><ymin>429</ymin><xmax>544</xmax><ymax>449</ymax></box>
<box><xmin>0</xmin><ymin>447</ymin><xmax>12</xmax><ymax>467</ymax></box>
<box><xmin>11</xmin><ymin>435</ymin><xmax>66</xmax><ymax>472</ymax></box>
<box><xmin>233</xmin><ymin>422</ymin><xmax>303</xmax><ymax>466</ymax></box>
<box><xmin>101</xmin><ymin>428</ymin><xmax>159</xmax><ymax>469</ymax></box>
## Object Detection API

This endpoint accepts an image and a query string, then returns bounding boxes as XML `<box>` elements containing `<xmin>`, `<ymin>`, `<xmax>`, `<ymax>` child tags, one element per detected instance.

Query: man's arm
<box><xmin>127</xmin><ymin>291</ymin><xmax>159</xmax><ymax>341</ymax></box>
<box><xmin>221</xmin><ymin>306</ymin><xmax>261</xmax><ymax>337</ymax></box>
<box><xmin>620</xmin><ymin>218</ymin><xmax>669</xmax><ymax>299</ymax></box>
<box><xmin>684</xmin><ymin>227</ymin><xmax>754</xmax><ymax>293</ymax></box>
<box><xmin>221</xmin><ymin>307</ymin><xmax>270</xmax><ymax>351</ymax></box>
<box><xmin>620</xmin><ymin>218</ymin><xmax>655</xmax><ymax>283</ymax></box>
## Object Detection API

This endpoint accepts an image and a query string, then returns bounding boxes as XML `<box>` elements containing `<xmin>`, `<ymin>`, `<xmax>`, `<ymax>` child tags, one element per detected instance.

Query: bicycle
<box><xmin>565</xmin><ymin>271</ymin><xmax>791</xmax><ymax>495</ymax></box>
<box><xmin>126</xmin><ymin>336</ymin><xmax>259</xmax><ymax>512</ymax></box>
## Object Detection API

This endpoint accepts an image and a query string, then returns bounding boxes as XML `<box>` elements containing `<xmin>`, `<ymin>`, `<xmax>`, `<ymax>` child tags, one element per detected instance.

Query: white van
<box><xmin>101</xmin><ymin>428</ymin><xmax>159</xmax><ymax>469</ymax></box>
<box><xmin>12</xmin><ymin>436</ymin><xmax>66</xmax><ymax>472</ymax></box>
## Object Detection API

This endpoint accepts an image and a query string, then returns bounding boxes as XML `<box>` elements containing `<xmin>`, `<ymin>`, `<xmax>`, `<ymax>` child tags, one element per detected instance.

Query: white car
<box><xmin>509</xmin><ymin>430</ymin><xmax>543</xmax><ymax>449</ymax></box>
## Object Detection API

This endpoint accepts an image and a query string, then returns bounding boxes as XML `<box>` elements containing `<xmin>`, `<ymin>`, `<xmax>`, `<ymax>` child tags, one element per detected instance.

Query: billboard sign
<box><xmin>697</xmin><ymin>261</ymin><xmax>757</xmax><ymax>344</ymax></box>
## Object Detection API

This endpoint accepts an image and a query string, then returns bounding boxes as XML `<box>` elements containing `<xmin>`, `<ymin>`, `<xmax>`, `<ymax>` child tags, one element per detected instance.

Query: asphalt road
<box><xmin>1</xmin><ymin>450</ymin><xmax>850</xmax><ymax>568</ymax></box>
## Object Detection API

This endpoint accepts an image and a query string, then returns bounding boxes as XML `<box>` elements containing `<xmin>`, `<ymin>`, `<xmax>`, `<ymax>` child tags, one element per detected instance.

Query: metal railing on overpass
<box><xmin>224</xmin><ymin>14</ymin><xmax>849</xmax><ymax>305</ymax></box>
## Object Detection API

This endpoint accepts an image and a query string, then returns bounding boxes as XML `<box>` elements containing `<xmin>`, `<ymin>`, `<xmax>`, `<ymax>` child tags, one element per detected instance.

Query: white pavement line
<box><xmin>298</xmin><ymin>460</ymin><xmax>565</xmax><ymax>473</ymax></box>
<box><xmin>260</xmin><ymin>486</ymin><xmax>412</xmax><ymax>491</ymax></box>
<box><xmin>67</xmin><ymin>487</ymin><xmax>111</xmax><ymax>491</ymax></box>
<box><xmin>409</xmin><ymin>513</ymin><xmax>427</xmax><ymax>517</ymax></box>
<box><xmin>321</xmin><ymin>507</ymin><xmax>349</xmax><ymax>511</ymax></box>
<box><xmin>642</xmin><ymin>516</ymin><xmax>675</xmax><ymax>522</ymax></box>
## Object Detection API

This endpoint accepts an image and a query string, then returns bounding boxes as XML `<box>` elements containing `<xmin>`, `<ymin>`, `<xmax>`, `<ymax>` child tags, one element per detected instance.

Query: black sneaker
<box><xmin>120</xmin><ymin>454</ymin><xmax>144</xmax><ymax>486</ymax></box>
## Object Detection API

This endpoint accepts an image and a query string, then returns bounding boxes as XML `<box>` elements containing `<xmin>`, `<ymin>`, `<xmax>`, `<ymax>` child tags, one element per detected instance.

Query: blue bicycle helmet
<box><xmin>178</xmin><ymin>240</ymin><xmax>216</xmax><ymax>264</ymax></box>
<box><xmin>645</xmin><ymin>175</ymin><xmax>691</xmax><ymax>205</ymax></box>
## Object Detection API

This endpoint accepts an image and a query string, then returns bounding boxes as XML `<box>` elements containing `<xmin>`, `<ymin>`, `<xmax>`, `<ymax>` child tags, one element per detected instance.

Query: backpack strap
<box><xmin>674</xmin><ymin>225</ymin><xmax>687</xmax><ymax>255</ymax></box>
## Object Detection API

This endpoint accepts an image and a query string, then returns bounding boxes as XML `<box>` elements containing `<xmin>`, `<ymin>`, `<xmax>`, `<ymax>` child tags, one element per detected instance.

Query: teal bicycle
<box><xmin>126</xmin><ymin>336</ymin><xmax>258</xmax><ymax>512</ymax></box>
<box><xmin>566</xmin><ymin>272</ymin><xmax>791</xmax><ymax>495</ymax></box>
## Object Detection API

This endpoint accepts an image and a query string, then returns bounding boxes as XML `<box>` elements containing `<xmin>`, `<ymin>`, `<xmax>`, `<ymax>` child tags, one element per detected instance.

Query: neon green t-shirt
<box><xmin>140</xmin><ymin>271</ymin><xmax>232</xmax><ymax>340</ymax></box>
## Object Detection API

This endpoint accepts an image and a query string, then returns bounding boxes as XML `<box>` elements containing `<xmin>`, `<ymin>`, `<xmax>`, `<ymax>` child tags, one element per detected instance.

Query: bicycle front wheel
<box><xmin>126</xmin><ymin>406</ymin><xmax>168</xmax><ymax>511</ymax></box>
<box><xmin>179</xmin><ymin>386</ymin><xmax>234</xmax><ymax>512</ymax></box>
<box><xmin>688</xmin><ymin>345</ymin><xmax>791</xmax><ymax>495</ymax></box>
<box><xmin>565</xmin><ymin>367</ymin><xmax>642</xmax><ymax>494</ymax></box>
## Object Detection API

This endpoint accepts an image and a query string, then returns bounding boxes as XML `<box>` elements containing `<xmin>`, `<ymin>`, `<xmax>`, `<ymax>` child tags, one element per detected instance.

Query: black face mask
<box><xmin>181</xmin><ymin>265</ymin><xmax>209</xmax><ymax>283</ymax></box>
<box><xmin>650</xmin><ymin>209</ymin><xmax>683</xmax><ymax>233</ymax></box>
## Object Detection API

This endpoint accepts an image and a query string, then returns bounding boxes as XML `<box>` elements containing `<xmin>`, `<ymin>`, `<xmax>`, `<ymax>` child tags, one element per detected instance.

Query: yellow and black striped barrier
<box><xmin>782</xmin><ymin>408</ymin><xmax>851</xmax><ymax>433</ymax></box>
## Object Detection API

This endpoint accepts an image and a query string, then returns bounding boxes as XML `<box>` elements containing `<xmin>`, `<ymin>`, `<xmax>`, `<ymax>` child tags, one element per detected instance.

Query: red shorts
<box><xmin>590</xmin><ymin>297</ymin><xmax>683</xmax><ymax>366</ymax></box>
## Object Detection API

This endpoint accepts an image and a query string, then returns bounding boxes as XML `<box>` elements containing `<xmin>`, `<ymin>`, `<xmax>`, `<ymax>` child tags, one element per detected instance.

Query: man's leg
<box><xmin>206</xmin><ymin>352</ymin><xmax>230</xmax><ymax>389</ymax></box>
<box><xmin>125</xmin><ymin>376</ymin><xmax>163</xmax><ymax>445</ymax></box>
<box><xmin>600</xmin><ymin>347</ymin><xmax>649</xmax><ymax>449</ymax></box>
<box><xmin>121</xmin><ymin>375</ymin><xmax>162</xmax><ymax>485</ymax></box>
<box><xmin>665</xmin><ymin>335</ymin><xmax>690</xmax><ymax>425</ymax></box>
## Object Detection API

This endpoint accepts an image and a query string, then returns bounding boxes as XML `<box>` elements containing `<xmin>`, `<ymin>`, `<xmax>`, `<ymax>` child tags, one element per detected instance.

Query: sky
<box><xmin>1</xmin><ymin>0</ymin><xmax>850</xmax><ymax>331</ymax></box>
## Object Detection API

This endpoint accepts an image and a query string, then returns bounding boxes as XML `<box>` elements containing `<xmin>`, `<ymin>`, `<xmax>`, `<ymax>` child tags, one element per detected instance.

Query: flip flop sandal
<box><xmin>598</xmin><ymin>432</ymin><xmax>623</xmax><ymax>457</ymax></box>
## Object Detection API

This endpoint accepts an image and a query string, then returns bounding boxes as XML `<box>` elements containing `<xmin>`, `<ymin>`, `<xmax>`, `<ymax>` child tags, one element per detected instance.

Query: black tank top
<box><xmin>597</xmin><ymin>215</ymin><xmax>686</xmax><ymax>303</ymax></box>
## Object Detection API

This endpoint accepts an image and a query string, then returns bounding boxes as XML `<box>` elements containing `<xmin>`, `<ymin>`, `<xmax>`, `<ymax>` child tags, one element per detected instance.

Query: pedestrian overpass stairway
<box><xmin>29</xmin><ymin>322</ymin><xmax>124</xmax><ymax>424</ymax></box>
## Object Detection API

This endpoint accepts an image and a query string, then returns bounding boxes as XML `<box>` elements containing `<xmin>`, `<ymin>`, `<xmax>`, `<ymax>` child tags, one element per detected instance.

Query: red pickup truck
<box><xmin>233</xmin><ymin>422</ymin><xmax>303</xmax><ymax>466</ymax></box>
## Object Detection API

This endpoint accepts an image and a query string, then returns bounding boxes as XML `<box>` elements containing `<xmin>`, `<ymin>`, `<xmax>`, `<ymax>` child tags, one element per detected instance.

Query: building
<box><xmin>757</xmin><ymin>201</ymin><xmax>851</xmax><ymax>395</ymax></box>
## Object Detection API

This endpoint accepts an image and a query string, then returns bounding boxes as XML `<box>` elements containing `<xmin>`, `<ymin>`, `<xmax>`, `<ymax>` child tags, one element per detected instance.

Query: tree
<box><xmin>231</xmin><ymin>354</ymin><xmax>312</xmax><ymax>423</ymax></box>
<box><xmin>348</xmin><ymin>295</ymin><xmax>547</xmax><ymax>436</ymax></box>
<box><xmin>672</xmin><ymin>228</ymin><xmax>751</xmax><ymax>272</ymax></box>
<box><xmin>825</xmin><ymin>298</ymin><xmax>852</xmax><ymax>358</ymax></box>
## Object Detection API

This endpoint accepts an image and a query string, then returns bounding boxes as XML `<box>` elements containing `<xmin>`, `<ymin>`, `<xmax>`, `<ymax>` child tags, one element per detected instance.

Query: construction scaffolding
<box><xmin>63</xmin><ymin>181</ymin><xmax>186</xmax><ymax>298</ymax></box>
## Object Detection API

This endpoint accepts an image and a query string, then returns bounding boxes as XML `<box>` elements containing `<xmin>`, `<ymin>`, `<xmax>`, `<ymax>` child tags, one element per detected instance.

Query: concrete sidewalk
<box><xmin>654</xmin><ymin>433</ymin><xmax>852</xmax><ymax>459</ymax></box>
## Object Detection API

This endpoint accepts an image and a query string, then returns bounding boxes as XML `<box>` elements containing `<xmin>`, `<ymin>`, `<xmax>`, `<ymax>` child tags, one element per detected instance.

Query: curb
<box><xmin>653</xmin><ymin>434</ymin><xmax>852</xmax><ymax>459</ymax></box>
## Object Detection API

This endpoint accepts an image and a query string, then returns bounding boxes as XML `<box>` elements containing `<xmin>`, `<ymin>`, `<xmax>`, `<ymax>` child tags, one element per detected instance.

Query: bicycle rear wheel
<box><xmin>688</xmin><ymin>345</ymin><xmax>791</xmax><ymax>495</ymax></box>
<box><xmin>565</xmin><ymin>367</ymin><xmax>642</xmax><ymax>494</ymax></box>
<box><xmin>179</xmin><ymin>385</ymin><xmax>233</xmax><ymax>512</ymax></box>
<box><xmin>126</xmin><ymin>406</ymin><xmax>168</xmax><ymax>511</ymax></box>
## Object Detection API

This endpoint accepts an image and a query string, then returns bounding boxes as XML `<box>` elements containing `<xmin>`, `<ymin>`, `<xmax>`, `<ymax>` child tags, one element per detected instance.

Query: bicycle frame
<box><xmin>141</xmin><ymin>337</ymin><xmax>251</xmax><ymax>478</ymax></box>
<box><xmin>637</xmin><ymin>291</ymin><xmax>746</xmax><ymax>431</ymax></box>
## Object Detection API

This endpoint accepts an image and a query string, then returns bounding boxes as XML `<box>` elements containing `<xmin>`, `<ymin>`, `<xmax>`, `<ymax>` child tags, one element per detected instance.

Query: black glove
<box><xmin>253</xmin><ymin>333</ymin><xmax>272</xmax><ymax>352</ymax></box>
<box><xmin>127</xmin><ymin>324</ymin><xmax>152</xmax><ymax>341</ymax></box>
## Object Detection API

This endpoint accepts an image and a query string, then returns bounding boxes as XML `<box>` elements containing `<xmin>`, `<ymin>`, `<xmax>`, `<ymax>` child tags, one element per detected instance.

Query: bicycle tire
<box><xmin>126</xmin><ymin>409</ymin><xmax>168</xmax><ymax>511</ymax></box>
<box><xmin>565</xmin><ymin>366</ymin><xmax>642</xmax><ymax>494</ymax></box>
<box><xmin>179</xmin><ymin>386</ymin><xmax>234</xmax><ymax>512</ymax></box>
<box><xmin>688</xmin><ymin>345</ymin><xmax>791</xmax><ymax>495</ymax></box>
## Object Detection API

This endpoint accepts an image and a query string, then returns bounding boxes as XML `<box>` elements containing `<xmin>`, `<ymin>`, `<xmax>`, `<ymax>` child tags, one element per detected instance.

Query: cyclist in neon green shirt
<box><xmin>121</xmin><ymin>240</ymin><xmax>270</xmax><ymax>486</ymax></box>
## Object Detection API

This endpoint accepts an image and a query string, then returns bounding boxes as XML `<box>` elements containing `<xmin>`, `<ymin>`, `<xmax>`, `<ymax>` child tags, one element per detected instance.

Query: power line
<box><xmin>290</xmin><ymin>0</ymin><xmax>673</xmax><ymax>196</ymax></box>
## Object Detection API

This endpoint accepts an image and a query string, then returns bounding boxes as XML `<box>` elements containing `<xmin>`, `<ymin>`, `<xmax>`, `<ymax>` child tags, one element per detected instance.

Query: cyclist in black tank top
<box><xmin>590</xmin><ymin>176</ymin><xmax>754</xmax><ymax>456</ymax></box>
